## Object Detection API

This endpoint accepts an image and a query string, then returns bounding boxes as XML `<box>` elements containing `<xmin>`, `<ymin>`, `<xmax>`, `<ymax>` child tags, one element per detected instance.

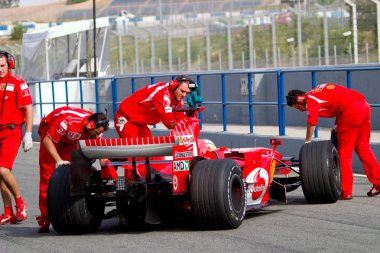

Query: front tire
<box><xmin>190</xmin><ymin>159</ymin><xmax>246</xmax><ymax>229</ymax></box>
<box><xmin>47</xmin><ymin>165</ymin><xmax>104</xmax><ymax>234</ymax></box>
<box><xmin>299</xmin><ymin>140</ymin><xmax>341</xmax><ymax>204</ymax></box>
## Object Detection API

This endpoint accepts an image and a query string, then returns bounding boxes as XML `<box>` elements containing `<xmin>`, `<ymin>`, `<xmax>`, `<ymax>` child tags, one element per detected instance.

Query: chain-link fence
<box><xmin>107</xmin><ymin>0</ymin><xmax>380</xmax><ymax>75</ymax></box>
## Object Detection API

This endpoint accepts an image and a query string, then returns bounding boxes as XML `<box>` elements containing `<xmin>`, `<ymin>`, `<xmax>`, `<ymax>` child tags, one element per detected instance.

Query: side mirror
<box><xmin>270</xmin><ymin>138</ymin><xmax>282</xmax><ymax>146</ymax></box>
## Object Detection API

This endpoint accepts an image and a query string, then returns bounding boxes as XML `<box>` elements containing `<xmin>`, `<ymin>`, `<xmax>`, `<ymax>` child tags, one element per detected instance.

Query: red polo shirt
<box><xmin>44</xmin><ymin>106</ymin><xmax>93</xmax><ymax>144</ymax></box>
<box><xmin>0</xmin><ymin>72</ymin><xmax>32</xmax><ymax>125</ymax></box>
<box><xmin>305</xmin><ymin>83</ymin><xmax>365</xmax><ymax>125</ymax></box>
<box><xmin>117</xmin><ymin>82</ymin><xmax>185</xmax><ymax>128</ymax></box>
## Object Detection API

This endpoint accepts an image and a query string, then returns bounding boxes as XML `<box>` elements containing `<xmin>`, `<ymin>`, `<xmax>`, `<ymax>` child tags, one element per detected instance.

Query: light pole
<box><xmin>287</xmin><ymin>37</ymin><xmax>295</xmax><ymax>67</ymax></box>
<box><xmin>248</xmin><ymin>18</ymin><xmax>254</xmax><ymax>69</ymax></box>
<box><xmin>288</xmin><ymin>6</ymin><xmax>303</xmax><ymax>66</ymax></box>
<box><xmin>180</xmin><ymin>24</ymin><xmax>191</xmax><ymax>71</ymax></box>
<box><xmin>343</xmin><ymin>31</ymin><xmax>353</xmax><ymax>63</ymax></box>
<box><xmin>92</xmin><ymin>0</ymin><xmax>97</xmax><ymax>77</ymax></box>
<box><xmin>371</xmin><ymin>0</ymin><xmax>380</xmax><ymax>63</ymax></box>
<box><xmin>271</xmin><ymin>13</ymin><xmax>277</xmax><ymax>67</ymax></box>
<box><xmin>344</xmin><ymin>0</ymin><xmax>358</xmax><ymax>64</ymax></box>
<box><xmin>315</xmin><ymin>3</ymin><xmax>329</xmax><ymax>65</ymax></box>
<box><xmin>227</xmin><ymin>21</ymin><xmax>233</xmax><ymax>70</ymax></box>
<box><xmin>161</xmin><ymin>25</ymin><xmax>172</xmax><ymax>72</ymax></box>
<box><xmin>159</xmin><ymin>0</ymin><xmax>163</xmax><ymax>25</ymax></box>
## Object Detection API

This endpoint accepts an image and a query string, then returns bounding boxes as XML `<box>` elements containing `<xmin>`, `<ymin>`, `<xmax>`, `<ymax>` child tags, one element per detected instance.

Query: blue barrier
<box><xmin>28</xmin><ymin>65</ymin><xmax>380</xmax><ymax>136</ymax></box>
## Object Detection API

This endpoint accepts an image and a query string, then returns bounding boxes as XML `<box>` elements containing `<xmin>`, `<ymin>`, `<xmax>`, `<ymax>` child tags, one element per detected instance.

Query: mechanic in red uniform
<box><xmin>36</xmin><ymin>106</ymin><xmax>109</xmax><ymax>233</ymax></box>
<box><xmin>0</xmin><ymin>51</ymin><xmax>33</xmax><ymax>225</ymax></box>
<box><xmin>115</xmin><ymin>75</ymin><xmax>193</xmax><ymax>138</ymax></box>
<box><xmin>287</xmin><ymin>84</ymin><xmax>380</xmax><ymax>200</ymax></box>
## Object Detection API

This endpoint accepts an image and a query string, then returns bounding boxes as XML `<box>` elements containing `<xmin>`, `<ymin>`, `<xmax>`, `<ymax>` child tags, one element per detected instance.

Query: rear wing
<box><xmin>78</xmin><ymin>136</ymin><xmax>180</xmax><ymax>159</ymax></box>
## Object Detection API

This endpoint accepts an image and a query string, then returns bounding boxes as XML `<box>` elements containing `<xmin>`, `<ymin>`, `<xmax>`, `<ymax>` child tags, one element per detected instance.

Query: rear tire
<box><xmin>299</xmin><ymin>140</ymin><xmax>341</xmax><ymax>204</ymax></box>
<box><xmin>47</xmin><ymin>165</ymin><xmax>104</xmax><ymax>234</ymax></box>
<box><xmin>190</xmin><ymin>159</ymin><xmax>246</xmax><ymax>229</ymax></box>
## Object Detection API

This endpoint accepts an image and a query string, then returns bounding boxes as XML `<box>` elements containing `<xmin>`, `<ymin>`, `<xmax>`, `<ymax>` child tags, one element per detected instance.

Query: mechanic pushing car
<box><xmin>36</xmin><ymin>106</ymin><xmax>109</xmax><ymax>233</ymax></box>
<box><xmin>0</xmin><ymin>50</ymin><xmax>33</xmax><ymax>225</ymax></box>
<box><xmin>115</xmin><ymin>75</ymin><xmax>196</xmax><ymax>138</ymax></box>
<box><xmin>287</xmin><ymin>84</ymin><xmax>380</xmax><ymax>200</ymax></box>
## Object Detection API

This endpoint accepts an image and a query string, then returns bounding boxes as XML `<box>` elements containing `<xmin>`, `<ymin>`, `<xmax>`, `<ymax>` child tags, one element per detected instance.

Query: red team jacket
<box><xmin>43</xmin><ymin>106</ymin><xmax>95</xmax><ymax>144</ymax></box>
<box><xmin>305</xmin><ymin>83</ymin><xmax>365</xmax><ymax>125</ymax></box>
<box><xmin>0</xmin><ymin>72</ymin><xmax>32</xmax><ymax>125</ymax></box>
<box><xmin>117</xmin><ymin>82</ymin><xmax>185</xmax><ymax>128</ymax></box>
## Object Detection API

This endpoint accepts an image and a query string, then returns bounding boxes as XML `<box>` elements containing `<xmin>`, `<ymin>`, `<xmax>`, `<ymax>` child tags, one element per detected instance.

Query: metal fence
<box><xmin>28</xmin><ymin>65</ymin><xmax>380</xmax><ymax>137</ymax></box>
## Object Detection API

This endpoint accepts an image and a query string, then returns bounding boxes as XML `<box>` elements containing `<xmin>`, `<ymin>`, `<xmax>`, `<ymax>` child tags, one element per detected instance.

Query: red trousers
<box><xmin>38</xmin><ymin>127</ymin><xmax>75</xmax><ymax>221</ymax></box>
<box><xmin>337</xmin><ymin>100</ymin><xmax>380</xmax><ymax>195</ymax></box>
<box><xmin>0</xmin><ymin>126</ymin><xmax>22</xmax><ymax>169</ymax></box>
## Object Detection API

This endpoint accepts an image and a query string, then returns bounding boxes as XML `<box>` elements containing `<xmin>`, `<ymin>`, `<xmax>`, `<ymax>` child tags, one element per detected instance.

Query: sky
<box><xmin>19</xmin><ymin>0</ymin><xmax>60</xmax><ymax>7</ymax></box>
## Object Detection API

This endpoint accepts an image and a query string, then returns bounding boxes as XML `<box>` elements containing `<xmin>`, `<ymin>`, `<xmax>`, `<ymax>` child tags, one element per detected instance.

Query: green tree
<box><xmin>67</xmin><ymin>0</ymin><xmax>86</xmax><ymax>4</ymax></box>
<box><xmin>0</xmin><ymin>0</ymin><xmax>19</xmax><ymax>8</ymax></box>
<box><xmin>11</xmin><ymin>23</ymin><xmax>25</xmax><ymax>40</ymax></box>
<box><xmin>315</xmin><ymin>0</ymin><xmax>334</xmax><ymax>6</ymax></box>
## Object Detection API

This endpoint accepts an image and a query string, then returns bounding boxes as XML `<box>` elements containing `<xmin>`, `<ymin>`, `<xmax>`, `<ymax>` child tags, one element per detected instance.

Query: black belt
<box><xmin>0</xmin><ymin>124</ymin><xmax>17</xmax><ymax>130</ymax></box>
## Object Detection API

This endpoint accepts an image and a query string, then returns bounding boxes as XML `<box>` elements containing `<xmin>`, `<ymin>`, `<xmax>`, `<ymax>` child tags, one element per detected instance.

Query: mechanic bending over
<box><xmin>0</xmin><ymin>50</ymin><xmax>33</xmax><ymax>226</ymax></box>
<box><xmin>37</xmin><ymin>106</ymin><xmax>110</xmax><ymax>233</ymax></box>
<box><xmin>287</xmin><ymin>83</ymin><xmax>380</xmax><ymax>200</ymax></box>
<box><xmin>115</xmin><ymin>75</ymin><xmax>198</xmax><ymax>138</ymax></box>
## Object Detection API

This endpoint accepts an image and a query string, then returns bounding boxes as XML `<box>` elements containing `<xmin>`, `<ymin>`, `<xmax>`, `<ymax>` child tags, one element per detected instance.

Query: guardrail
<box><xmin>28</xmin><ymin>65</ymin><xmax>380</xmax><ymax>137</ymax></box>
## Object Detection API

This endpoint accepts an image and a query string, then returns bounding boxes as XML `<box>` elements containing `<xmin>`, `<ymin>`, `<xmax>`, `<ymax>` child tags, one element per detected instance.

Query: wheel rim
<box><xmin>230</xmin><ymin>175</ymin><xmax>244</xmax><ymax>213</ymax></box>
<box><xmin>332</xmin><ymin>155</ymin><xmax>341</xmax><ymax>187</ymax></box>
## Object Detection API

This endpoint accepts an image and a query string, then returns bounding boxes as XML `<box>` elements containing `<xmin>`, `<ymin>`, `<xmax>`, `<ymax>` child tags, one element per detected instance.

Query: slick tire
<box><xmin>47</xmin><ymin>165</ymin><xmax>104</xmax><ymax>234</ymax></box>
<box><xmin>299</xmin><ymin>140</ymin><xmax>341</xmax><ymax>204</ymax></box>
<box><xmin>190</xmin><ymin>159</ymin><xmax>246</xmax><ymax>229</ymax></box>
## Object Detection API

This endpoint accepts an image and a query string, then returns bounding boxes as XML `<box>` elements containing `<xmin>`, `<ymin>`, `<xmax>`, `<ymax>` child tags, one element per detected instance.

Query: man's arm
<box><xmin>152</xmin><ymin>91</ymin><xmax>177</xmax><ymax>129</ymax></box>
<box><xmin>24</xmin><ymin>104</ymin><xmax>33</xmax><ymax>132</ymax></box>
<box><xmin>306</xmin><ymin>123</ymin><xmax>316</xmax><ymax>142</ymax></box>
<box><xmin>22</xmin><ymin>104</ymin><xmax>34</xmax><ymax>151</ymax></box>
<box><xmin>42</xmin><ymin>135</ymin><xmax>63</xmax><ymax>163</ymax></box>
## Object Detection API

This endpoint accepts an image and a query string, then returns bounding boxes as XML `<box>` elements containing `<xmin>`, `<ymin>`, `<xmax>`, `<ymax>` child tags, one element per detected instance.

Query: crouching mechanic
<box><xmin>286</xmin><ymin>84</ymin><xmax>380</xmax><ymax>200</ymax></box>
<box><xmin>115</xmin><ymin>75</ymin><xmax>195</xmax><ymax>138</ymax></box>
<box><xmin>37</xmin><ymin>106</ymin><xmax>109</xmax><ymax>233</ymax></box>
<box><xmin>0</xmin><ymin>50</ymin><xmax>33</xmax><ymax>225</ymax></box>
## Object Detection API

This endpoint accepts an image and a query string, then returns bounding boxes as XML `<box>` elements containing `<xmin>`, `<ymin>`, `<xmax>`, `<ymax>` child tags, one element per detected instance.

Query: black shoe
<box><xmin>367</xmin><ymin>185</ymin><xmax>380</xmax><ymax>197</ymax></box>
<box><xmin>38</xmin><ymin>226</ymin><xmax>50</xmax><ymax>233</ymax></box>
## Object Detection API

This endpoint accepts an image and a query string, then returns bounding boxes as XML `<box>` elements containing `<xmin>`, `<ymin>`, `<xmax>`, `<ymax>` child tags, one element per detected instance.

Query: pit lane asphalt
<box><xmin>1</xmin><ymin>143</ymin><xmax>380</xmax><ymax>253</ymax></box>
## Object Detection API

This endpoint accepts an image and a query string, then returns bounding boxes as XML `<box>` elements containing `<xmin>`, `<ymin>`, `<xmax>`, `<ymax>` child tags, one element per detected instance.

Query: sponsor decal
<box><xmin>326</xmin><ymin>84</ymin><xmax>336</xmax><ymax>90</ymax></box>
<box><xmin>173</xmin><ymin>175</ymin><xmax>178</xmax><ymax>191</ymax></box>
<box><xmin>21</xmin><ymin>89</ymin><xmax>30</xmax><ymax>97</ymax></box>
<box><xmin>173</xmin><ymin>160</ymin><xmax>189</xmax><ymax>171</ymax></box>
<box><xmin>246</xmin><ymin>167</ymin><xmax>269</xmax><ymax>202</ymax></box>
<box><xmin>179</xmin><ymin>135</ymin><xmax>194</xmax><ymax>145</ymax></box>
<box><xmin>67</xmin><ymin>131</ymin><xmax>81</xmax><ymax>140</ymax></box>
<box><xmin>163</xmin><ymin>96</ymin><xmax>171</xmax><ymax>105</ymax></box>
<box><xmin>57</xmin><ymin>120</ymin><xmax>68</xmax><ymax>135</ymax></box>
<box><xmin>313</xmin><ymin>83</ymin><xmax>328</xmax><ymax>93</ymax></box>
<box><xmin>164</xmin><ymin>106</ymin><xmax>172</xmax><ymax>113</ymax></box>
<box><xmin>6</xmin><ymin>83</ymin><xmax>14</xmax><ymax>91</ymax></box>
<box><xmin>175</xmin><ymin>151</ymin><xmax>193</xmax><ymax>158</ymax></box>
<box><xmin>20</xmin><ymin>83</ymin><xmax>28</xmax><ymax>90</ymax></box>
<box><xmin>0</xmin><ymin>83</ymin><xmax>14</xmax><ymax>91</ymax></box>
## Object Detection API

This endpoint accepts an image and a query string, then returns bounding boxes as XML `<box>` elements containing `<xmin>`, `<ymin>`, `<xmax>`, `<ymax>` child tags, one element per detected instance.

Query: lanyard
<box><xmin>1</xmin><ymin>73</ymin><xmax>10</xmax><ymax>117</ymax></box>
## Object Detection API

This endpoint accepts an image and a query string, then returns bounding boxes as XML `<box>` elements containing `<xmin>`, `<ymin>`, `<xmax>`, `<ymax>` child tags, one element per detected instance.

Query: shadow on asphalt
<box><xmin>0</xmin><ymin>194</ymin><xmax>313</xmax><ymax>237</ymax></box>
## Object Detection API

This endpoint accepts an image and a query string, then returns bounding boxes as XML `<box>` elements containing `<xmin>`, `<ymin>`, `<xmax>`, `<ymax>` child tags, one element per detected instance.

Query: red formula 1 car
<box><xmin>47</xmin><ymin>107</ymin><xmax>341</xmax><ymax>234</ymax></box>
